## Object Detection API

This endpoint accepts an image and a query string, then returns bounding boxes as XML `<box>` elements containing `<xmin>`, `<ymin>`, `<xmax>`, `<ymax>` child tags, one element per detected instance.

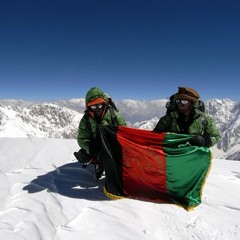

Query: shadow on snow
<box><xmin>23</xmin><ymin>161</ymin><xmax>109</xmax><ymax>201</ymax></box>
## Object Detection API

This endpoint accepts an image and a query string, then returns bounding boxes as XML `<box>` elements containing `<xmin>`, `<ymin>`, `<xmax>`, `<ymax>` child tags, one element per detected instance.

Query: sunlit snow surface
<box><xmin>0</xmin><ymin>137</ymin><xmax>239</xmax><ymax>240</ymax></box>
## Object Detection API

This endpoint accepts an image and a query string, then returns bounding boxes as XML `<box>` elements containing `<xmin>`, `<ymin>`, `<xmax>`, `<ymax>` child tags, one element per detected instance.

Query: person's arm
<box><xmin>153</xmin><ymin>115</ymin><xmax>170</xmax><ymax>132</ymax></box>
<box><xmin>189</xmin><ymin>114</ymin><xmax>221</xmax><ymax>147</ymax></box>
<box><xmin>204</xmin><ymin>114</ymin><xmax>221</xmax><ymax>147</ymax></box>
<box><xmin>77</xmin><ymin>116</ymin><xmax>92</xmax><ymax>155</ymax></box>
<box><xmin>115</xmin><ymin>111</ymin><xmax>127</xmax><ymax>126</ymax></box>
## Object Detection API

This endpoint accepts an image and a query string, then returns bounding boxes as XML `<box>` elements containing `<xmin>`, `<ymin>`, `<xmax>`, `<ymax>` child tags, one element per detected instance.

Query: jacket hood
<box><xmin>85</xmin><ymin>87</ymin><xmax>109</xmax><ymax>106</ymax></box>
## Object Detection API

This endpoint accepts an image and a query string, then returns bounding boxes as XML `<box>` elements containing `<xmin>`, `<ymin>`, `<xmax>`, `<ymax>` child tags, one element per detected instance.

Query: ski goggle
<box><xmin>176</xmin><ymin>99</ymin><xmax>189</xmax><ymax>105</ymax></box>
<box><xmin>89</xmin><ymin>103</ymin><xmax>104</xmax><ymax>110</ymax></box>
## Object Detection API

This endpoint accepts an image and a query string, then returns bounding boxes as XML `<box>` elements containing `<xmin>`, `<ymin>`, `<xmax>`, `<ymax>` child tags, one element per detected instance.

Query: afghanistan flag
<box><xmin>99</xmin><ymin>125</ymin><xmax>212</xmax><ymax>210</ymax></box>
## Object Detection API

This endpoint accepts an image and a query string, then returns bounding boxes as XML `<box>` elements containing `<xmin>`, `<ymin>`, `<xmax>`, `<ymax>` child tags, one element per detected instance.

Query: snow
<box><xmin>0</xmin><ymin>137</ymin><xmax>239</xmax><ymax>240</ymax></box>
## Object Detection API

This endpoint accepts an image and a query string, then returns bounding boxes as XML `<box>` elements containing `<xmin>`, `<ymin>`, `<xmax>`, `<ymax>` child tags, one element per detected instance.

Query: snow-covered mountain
<box><xmin>0</xmin><ymin>103</ymin><xmax>82</xmax><ymax>138</ymax></box>
<box><xmin>0</xmin><ymin>98</ymin><xmax>239</xmax><ymax>160</ymax></box>
<box><xmin>205</xmin><ymin>99</ymin><xmax>240</xmax><ymax>160</ymax></box>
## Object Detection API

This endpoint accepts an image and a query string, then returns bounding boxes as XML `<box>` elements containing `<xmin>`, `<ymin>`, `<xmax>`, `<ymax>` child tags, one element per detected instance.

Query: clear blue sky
<box><xmin>0</xmin><ymin>0</ymin><xmax>239</xmax><ymax>101</ymax></box>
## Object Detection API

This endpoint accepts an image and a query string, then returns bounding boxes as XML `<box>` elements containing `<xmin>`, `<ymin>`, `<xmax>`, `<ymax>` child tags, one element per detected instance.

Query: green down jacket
<box><xmin>77</xmin><ymin>87</ymin><xmax>126</xmax><ymax>155</ymax></box>
<box><xmin>153</xmin><ymin>108</ymin><xmax>221</xmax><ymax>147</ymax></box>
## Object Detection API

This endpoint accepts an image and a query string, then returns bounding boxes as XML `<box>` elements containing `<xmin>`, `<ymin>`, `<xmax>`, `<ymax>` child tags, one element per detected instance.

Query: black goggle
<box><xmin>176</xmin><ymin>99</ymin><xmax>189</xmax><ymax>105</ymax></box>
<box><xmin>89</xmin><ymin>103</ymin><xmax>104</xmax><ymax>110</ymax></box>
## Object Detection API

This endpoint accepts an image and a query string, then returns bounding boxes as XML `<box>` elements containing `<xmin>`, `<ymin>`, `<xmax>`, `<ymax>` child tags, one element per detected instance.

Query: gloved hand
<box><xmin>74</xmin><ymin>149</ymin><xmax>91</xmax><ymax>164</ymax></box>
<box><xmin>189</xmin><ymin>135</ymin><xmax>207</xmax><ymax>147</ymax></box>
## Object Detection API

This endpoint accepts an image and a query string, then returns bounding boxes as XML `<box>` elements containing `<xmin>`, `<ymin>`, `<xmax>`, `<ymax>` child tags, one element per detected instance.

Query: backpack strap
<box><xmin>166</xmin><ymin>93</ymin><xmax>177</xmax><ymax>114</ymax></box>
<box><xmin>107</xmin><ymin>98</ymin><xmax>119</xmax><ymax>112</ymax></box>
<box><xmin>198</xmin><ymin>100</ymin><xmax>205</xmax><ymax>112</ymax></box>
<box><xmin>108</xmin><ymin>105</ymin><xmax>119</xmax><ymax>126</ymax></box>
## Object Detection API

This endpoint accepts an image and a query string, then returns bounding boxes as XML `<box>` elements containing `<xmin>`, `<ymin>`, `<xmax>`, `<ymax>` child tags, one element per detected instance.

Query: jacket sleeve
<box><xmin>77</xmin><ymin>115</ymin><xmax>92</xmax><ymax>155</ymax></box>
<box><xmin>153</xmin><ymin>115</ymin><xmax>171</xmax><ymax>132</ymax></box>
<box><xmin>204</xmin><ymin>114</ymin><xmax>221</xmax><ymax>147</ymax></box>
<box><xmin>115</xmin><ymin>111</ymin><xmax>127</xmax><ymax>126</ymax></box>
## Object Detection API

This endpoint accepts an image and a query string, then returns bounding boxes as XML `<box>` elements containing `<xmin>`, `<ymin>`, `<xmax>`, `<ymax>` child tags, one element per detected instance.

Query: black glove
<box><xmin>189</xmin><ymin>135</ymin><xmax>207</xmax><ymax>147</ymax></box>
<box><xmin>74</xmin><ymin>149</ymin><xmax>91</xmax><ymax>164</ymax></box>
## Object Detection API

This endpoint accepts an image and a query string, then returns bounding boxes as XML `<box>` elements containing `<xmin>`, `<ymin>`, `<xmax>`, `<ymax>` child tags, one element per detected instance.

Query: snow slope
<box><xmin>0</xmin><ymin>137</ymin><xmax>239</xmax><ymax>240</ymax></box>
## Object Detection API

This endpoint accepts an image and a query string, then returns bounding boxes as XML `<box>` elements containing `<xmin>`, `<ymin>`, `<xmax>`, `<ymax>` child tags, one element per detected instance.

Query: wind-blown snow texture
<box><xmin>0</xmin><ymin>138</ymin><xmax>239</xmax><ymax>240</ymax></box>
<box><xmin>0</xmin><ymin>98</ymin><xmax>239</xmax><ymax>160</ymax></box>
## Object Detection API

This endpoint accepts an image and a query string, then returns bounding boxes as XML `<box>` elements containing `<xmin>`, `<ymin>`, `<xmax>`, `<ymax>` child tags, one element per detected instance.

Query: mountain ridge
<box><xmin>0</xmin><ymin>98</ymin><xmax>239</xmax><ymax>160</ymax></box>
